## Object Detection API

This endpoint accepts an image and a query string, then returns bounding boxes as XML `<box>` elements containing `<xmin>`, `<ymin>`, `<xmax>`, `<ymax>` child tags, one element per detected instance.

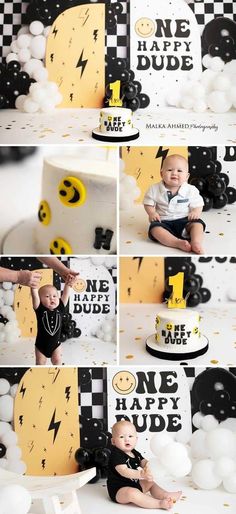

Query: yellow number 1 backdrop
<box><xmin>46</xmin><ymin>4</ymin><xmax>105</xmax><ymax>107</ymax></box>
<box><xmin>14</xmin><ymin>368</ymin><xmax>80</xmax><ymax>475</ymax></box>
<box><xmin>121</xmin><ymin>146</ymin><xmax>188</xmax><ymax>202</ymax></box>
<box><xmin>120</xmin><ymin>257</ymin><xmax>165</xmax><ymax>303</ymax></box>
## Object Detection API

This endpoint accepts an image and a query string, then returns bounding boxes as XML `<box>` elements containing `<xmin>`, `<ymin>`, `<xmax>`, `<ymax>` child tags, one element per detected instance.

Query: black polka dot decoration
<box><xmin>0</xmin><ymin>257</ymin><xmax>43</xmax><ymax>270</ymax></box>
<box><xmin>26</xmin><ymin>0</ymin><xmax>106</xmax><ymax>25</ymax></box>
<box><xmin>0</xmin><ymin>444</ymin><xmax>6</xmax><ymax>459</ymax></box>
<box><xmin>191</xmin><ymin>368</ymin><xmax>236</xmax><ymax>425</ymax></box>
<box><xmin>0</xmin><ymin>62</ymin><xmax>31</xmax><ymax>109</ymax></box>
<box><xmin>202</xmin><ymin>18</ymin><xmax>236</xmax><ymax>65</ymax></box>
<box><xmin>75</xmin><ymin>415</ymin><xmax>110</xmax><ymax>482</ymax></box>
<box><xmin>105</xmin><ymin>56</ymin><xmax>150</xmax><ymax>111</ymax></box>
<box><xmin>188</xmin><ymin>146</ymin><xmax>236</xmax><ymax>211</ymax></box>
<box><xmin>164</xmin><ymin>257</ymin><xmax>211</xmax><ymax>308</ymax></box>
<box><xmin>60</xmin><ymin>312</ymin><xmax>81</xmax><ymax>342</ymax></box>
<box><xmin>0</xmin><ymin>368</ymin><xmax>28</xmax><ymax>383</ymax></box>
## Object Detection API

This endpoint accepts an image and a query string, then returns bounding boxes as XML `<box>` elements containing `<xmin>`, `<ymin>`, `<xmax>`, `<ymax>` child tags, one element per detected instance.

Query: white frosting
<box><xmin>155</xmin><ymin>308</ymin><xmax>200</xmax><ymax>352</ymax></box>
<box><xmin>35</xmin><ymin>156</ymin><xmax>117</xmax><ymax>254</ymax></box>
<box><xmin>99</xmin><ymin>107</ymin><xmax>134</xmax><ymax>136</ymax></box>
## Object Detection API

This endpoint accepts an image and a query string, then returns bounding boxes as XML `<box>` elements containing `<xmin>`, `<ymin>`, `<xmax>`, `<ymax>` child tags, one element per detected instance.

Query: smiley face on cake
<box><xmin>58</xmin><ymin>176</ymin><xmax>86</xmax><ymax>207</ymax></box>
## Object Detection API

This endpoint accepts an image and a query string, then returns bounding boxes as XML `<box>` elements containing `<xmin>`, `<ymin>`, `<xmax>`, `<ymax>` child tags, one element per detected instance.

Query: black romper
<box><xmin>34</xmin><ymin>300</ymin><xmax>65</xmax><ymax>358</ymax></box>
<box><xmin>107</xmin><ymin>446</ymin><xmax>144</xmax><ymax>503</ymax></box>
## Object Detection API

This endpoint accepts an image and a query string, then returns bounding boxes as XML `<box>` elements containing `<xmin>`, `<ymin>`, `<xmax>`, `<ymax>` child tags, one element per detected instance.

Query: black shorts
<box><xmin>35</xmin><ymin>339</ymin><xmax>61</xmax><ymax>358</ymax></box>
<box><xmin>148</xmin><ymin>216</ymin><xmax>206</xmax><ymax>242</ymax></box>
<box><xmin>107</xmin><ymin>480</ymin><xmax>142</xmax><ymax>503</ymax></box>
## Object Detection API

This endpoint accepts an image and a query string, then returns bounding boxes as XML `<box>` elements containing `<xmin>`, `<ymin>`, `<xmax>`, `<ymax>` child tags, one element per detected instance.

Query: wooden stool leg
<box><xmin>42</xmin><ymin>491</ymin><xmax>81</xmax><ymax>514</ymax></box>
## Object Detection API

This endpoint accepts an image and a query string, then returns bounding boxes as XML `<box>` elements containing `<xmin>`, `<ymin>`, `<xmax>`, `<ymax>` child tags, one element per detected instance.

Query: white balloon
<box><xmin>193</xmin><ymin>99</ymin><xmax>207</xmax><ymax>113</ymax></box>
<box><xmin>43</xmin><ymin>26</ymin><xmax>52</xmax><ymax>38</ymax></box>
<box><xmin>159</xmin><ymin>442</ymin><xmax>188</xmax><ymax>468</ymax></box>
<box><xmin>17</xmin><ymin>26</ymin><xmax>30</xmax><ymax>37</ymax></box>
<box><xmin>0</xmin><ymin>395</ymin><xmax>13</xmax><ymax>422</ymax></box>
<box><xmin>2</xmin><ymin>283</ymin><xmax>12</xmax><ymax>291</ymax></box>
<box><xmin>223</xmin><ymin>473</ymin><xmax>236</xmax><ymax>493</ymax></box>
<box><xmin>192</xmin><ymin>459</ymin><xmax>222</xmax><ymax>490</ymax></box>
<box><xmin>214</xmin><ymin>457</ymin><xmax>235</xmax><ymax>478</ymax></box>
<box><xmin>0</xmin><ymin>458</ymin><xmax>7</xmax><ymax>469</ymax></box>
<box><xmin>2</xmin><ymin>290</ymin><xmax>14</xmax><ymax>306</ymax></box>
<box><xmin>6</xmin><ymin>53</ymin><xmax>19</xmax><ymax>64</ymax></box>
<box><xmin>190</xmin><ymin>429</ymin><xmax>208</xmax><ymax>459</ymax></box>
<box><xmin>40</xmin><ymin>99</ymin><xmax>56</xmax><ymax>113</ymax></box>
<box><xmin>10</xmin><ymin>384</ymin><xmax>19</xmax><ymax>398</ymax></box>
<box><xmin>192</xmin><ymin>412</ymin><xmax>204</xmax><ymax>429</ymax></box>
<box><xmin>23</xmin><ymin>98</ymin><xmax>39</xmax><ymax>113</ymax></box>
<box><xmin>0</xmin><ymin>484</ymin><xmax>31</xmax><ymax>514</ymax></box>
<box><xmin>23</xmin><ymin>58</ymin><xmax>43</xmax><ymax>76</ymax></box>
<box><xmin>29</xmin><ymin>21</ymin><xmax>44</xmax><ymax>36</ymax></box>
<box><xmin>220</xmin><ymin>418</ymin><xmax>236</xmax><ymax>432</ymax></box>
<box><xmin>213</xmin><ymin>74</ymin><xmax>231</xmax><ymax>92</ymax></box>
<box><xmin>33</xmin><ymin>67</ymin><xmax>48</xmax><ymax>82</ymax></box>
<box><xmin>148</xmin><ymin>457</ymin><xmax>167</xmax><ymax>479</ymax></box>
<box><xmin>205</xmin><ymin>428</ymin><xmax>236</xmax><ymax>459</ymax></box>
<box><xmin>6</xmin><ymin>460</ymin><xmax>27</xmax><ymax>475</ymax></box>
<box><xmin>6</xmin><ymin>445</ymin><xmax>22</xmax><ymax>460</ymax></box>
<box><xmin>30</xmin><ymin>35</ymin><xmax>46</xmax><ymax>60</ymax></box>
<box><xmin>201</xmin><ymin>415</ymin><xmax>219</xmax><ymax>432</ymax></box>
<box><xmin>15</xmin><ymin>95</ymin><xmax>27</xmax><ymax>111</ymax></box>
<box><xmin>17</xmin><ymin>34</ymin><xmax>31</xmax><ymax>49</ymax></box>
<box><xmin>10</xmin><ymin>41</ymin><xmax>20</xmax><ymax>54</ymax></box>
<box><xmin>18</xmin><ymin>48</ymin><xmax>31</xmax><ymax>64</ymax></box>
<box><xmin>207</xmin><ymin>91</ymin><xmax>232</xmax><ymax>113</ymax></box>
<box><xmin>167</xmin><ymin>457</ymin><xmax>192</xmax><ymax>478</ymax></box>
<box><xmin>0</xmin><ymin>379</ymin><xmax>10</xmax><ymax>396</ymax></box>
<box><xmin>150</xmin><ymin>432</ymin><xmax>173</xmax><ymax>456</ymax></box>
<box><xmin>1</xmin><ymin>430</ymin><xmax>18</xmax><ymax>447</ymax></box>
<box><xmin>209</xmin><ymin>56</ymin><xmax>225</xmax><ymax>72</ymax></box>
<box><xmin>0</xmin><ymin>422</ymin><xmax>12</xmax><ymax>438</ymax></box>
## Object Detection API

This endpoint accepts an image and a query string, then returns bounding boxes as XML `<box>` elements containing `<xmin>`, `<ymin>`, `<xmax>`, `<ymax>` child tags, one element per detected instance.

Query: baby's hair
<box><xmin>161</xmin><ymin>153</ymin><xmax>189</xmax><ymax>170</ymax></box>
<box><xmin>112</xmin><ymin>420</ymin><xmax>135</xmax><ymax>437</ymax></box>
<box><xmin>38</xmin><ymin>284</ymin><xmax>59</xmax><ymax>296</ymax></box>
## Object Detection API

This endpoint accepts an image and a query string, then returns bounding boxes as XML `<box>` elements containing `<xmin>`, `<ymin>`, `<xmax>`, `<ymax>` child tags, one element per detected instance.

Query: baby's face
<box><xmin>161</xmin><ymin>156</ymin><xmax>189</xmax><ymax>188</ymax></box>
<box><xmin>112</xmin><ymin>422</ymin><xmax>138</xmax><ymax>453</ymax></box>
<box><xmin>39</xmin><ymin>286</ymin><xmax>60</xmax><ymax>310</ymax></box>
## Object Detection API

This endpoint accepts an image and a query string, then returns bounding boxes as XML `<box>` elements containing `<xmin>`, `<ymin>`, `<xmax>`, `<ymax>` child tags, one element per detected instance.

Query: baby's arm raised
<box><xmin>31</xmin><ymin>288</ymin><xmax>40</xmax><ymax>310</ymax></box>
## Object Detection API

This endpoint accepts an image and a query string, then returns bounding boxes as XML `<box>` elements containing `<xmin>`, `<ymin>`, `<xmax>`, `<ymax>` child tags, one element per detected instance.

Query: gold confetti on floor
<box><xmin>135</xmin><ymin>337</ymin><xmax>142</xmax><ymax>341</ymax></box>
<box><xmin>219</xmin><ymin>233</ymin><xmax>224</xmax><ymax>236</ymax></box>
<box><xmin>62</xmin><ymin>134</ymin><xmax>71</xmax><ymax>137</ymax></box>
<box><xmin>125</xmin><ymin>241</ymin><xmax>132</xmax><ymax>244</ymax></box>
<box><xmin>119</xmin><ymin>330</ymin><xmax>125</xmax><ymax>333</ymax></box>
<box><xmin>223</xmin><ymin>504</ymin><xmax>230</xmax><ymax>507</ymax></box>
<box><xmin>210</xmin><ymin>359</ymin><xmax>219</xmax><ymax>364</ymax></box>
<box><xmin>125</xmin><ymin>354</ymin><xmax>134</xmax><ymax>359</ymax></box>
<box><xmin>213</xmin><ymin>332</ymin><xmax>220</xmax><ymax>335</ymax></box>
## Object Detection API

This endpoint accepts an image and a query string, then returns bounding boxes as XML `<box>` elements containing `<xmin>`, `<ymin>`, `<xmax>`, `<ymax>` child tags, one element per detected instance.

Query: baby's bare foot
<box><xmin>191</xmin><ymin>242</ymin><xmax>204</xmax><ymax>254</ymax></box>
<box><xmin>164</xmin><ymin>491</ymin><xmax>182</xmax><ymax>503</ymax></box>
<box><xmin>176</xmin><ymin>240</ymin><xmax>191</xmax><ymax>253</ymax></box>
<box><xmin>159</xmin><ymin>498</ymin><xmax>173</xmax><ymax>510</ymax></box>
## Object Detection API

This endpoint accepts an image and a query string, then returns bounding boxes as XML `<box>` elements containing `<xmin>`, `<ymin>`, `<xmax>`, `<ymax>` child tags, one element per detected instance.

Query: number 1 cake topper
<box><xmin>168</xmin><ymin>272</ymin><xmax>186</xmax><ymax>309</ymax></box>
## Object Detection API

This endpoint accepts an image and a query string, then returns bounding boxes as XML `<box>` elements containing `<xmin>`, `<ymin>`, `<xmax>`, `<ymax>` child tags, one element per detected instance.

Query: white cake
<box><xmin>155</xmin><ymin>309</ymin><xmax>200</xmax><ymax>352</ymax></box>
<box><xmin>146</xmin><ymin>306</ymin><xmax>208</xmax><ymax>360</ymax></box>
<box><xmin>92</xmin><ymin>107</ymin><xmax>139</xmax><ymax>142</ymax></box>
<box><xmin>35</xmin><ymin>155</ymin><xmax>117</xmax><ymax>255</ymax></box>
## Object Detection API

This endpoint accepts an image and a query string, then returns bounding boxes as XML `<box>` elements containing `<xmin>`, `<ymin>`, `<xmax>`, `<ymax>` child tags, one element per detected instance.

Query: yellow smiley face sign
<box><xmin>38</xmin><ymin>200</ymin><xmax>51</xmax><ymax>226</ymax></box>
<box><xmin>73</xmin><ymin>278</ymin><xmax>87</xmax><ymax>293</ymax></box>
<box><xmin>135</xmin><ymin>17</ymin><xmax>156</xmax><ymax>38</ymax></box>
<box><xmin>58</xmin><ymin>176</ymin><xmax>86</xmax><ymax>207</ymax></box>
<box><xmin>112</xmin><ymin>371</ymin><xmax>136</xmax><ymax>395</ymax></box>
<box><xmin>50</xmin><ymin>237</ymin><xmax>72</xmax><ymax>255</ymax></box>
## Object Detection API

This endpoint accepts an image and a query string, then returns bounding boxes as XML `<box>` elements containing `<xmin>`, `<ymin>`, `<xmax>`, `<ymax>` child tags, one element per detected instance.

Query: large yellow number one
<box><xmin>108</xmin><ymin>80</ymin><xmax>123</xmax><ymax>107</ymax></box>
<box><xmin>168</xmin><ymin>272</ymin><xmax>186</xmax><ymax>309</ymax></box>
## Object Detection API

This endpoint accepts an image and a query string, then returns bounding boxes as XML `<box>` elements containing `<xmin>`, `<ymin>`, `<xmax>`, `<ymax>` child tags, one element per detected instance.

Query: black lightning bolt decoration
<box><xmin>20</xmin><ymin>383</ymin><xmax>26</xmax><ymax>398</ymax></box>
<box><xmin>19</xmin><ymin>415</ymin><xmax>24</xmax><ymax>426</ymax></box>
<box><xmin>48</xmin><ymin>369</ymin><xmax>60</xmax><ymax>384</ymax></box>
<box><xmin>76</xmin><ymin>49</ymin><xmax>88</xmax><ymax>78</ymax></box>
<box><xmin>65</xmin><ymin>386</ymin><xmax>71</xmax><ymax>402</ymax></box>
<box><xmin>93</xmin><ymin>29</ymin><xmax>98</xmax><ymax>42</ymax></box>
<box><xmin>52</xmin><ymin>26</ymin><xmax>58</xmax><ymax>38</ymax></box>
<box><xmin>48</xmin><ymin>409</ymin><xmax>61</xmax><ymax>443</ymax></box>
<box><xmin>155</xmin><ymin>147</ymin><xmax>169</xmax><ymax>167</ymax></box>
<box><xmin>133</xmin><ymin>257</ymin><xmax>144</xmax><ymax>272</ymax></box>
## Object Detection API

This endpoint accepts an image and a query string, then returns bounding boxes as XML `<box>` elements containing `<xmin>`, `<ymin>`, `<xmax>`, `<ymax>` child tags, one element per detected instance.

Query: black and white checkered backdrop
<box><xmin>2</xmin><ymin>1</ymin><xmax>235</xmax><ymax>63</ymax></box>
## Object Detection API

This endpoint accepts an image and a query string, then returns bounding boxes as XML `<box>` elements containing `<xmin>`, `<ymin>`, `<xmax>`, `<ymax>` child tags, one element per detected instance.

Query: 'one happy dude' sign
<box><xmin>108</xmin><ymin>367</ymin><xmax>192</xmax><ymax>458</ymax></box>
<box><xmin>69</xmin><ymin>257</ymin><xmax>115</xmax><ymax>337</ymax></box>
<box><xmin>130</xmin><ymin>0</ymin><xmax>202</xmax><ymax>108</ymax></box>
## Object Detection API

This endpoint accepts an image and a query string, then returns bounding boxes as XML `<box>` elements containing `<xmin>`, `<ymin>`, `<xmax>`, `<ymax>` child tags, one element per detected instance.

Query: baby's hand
<box><xmin>188</xmin><ymin>208</ymin><xmax>201</xmax><ymax>221</ymax></box>
<box><xmin>140</xmin><ymin>464</ymin><xmax>153</xmax><ymax>482</ymax></box>
<box><xmin>149</xmin><ymin>212</ymin><xmax>161</xmax><ymax>223</ymax></box>
<box><xmin>65</xmin><ymin>274</ymin><xmax>77</xmax><ymax>287</ymax></box>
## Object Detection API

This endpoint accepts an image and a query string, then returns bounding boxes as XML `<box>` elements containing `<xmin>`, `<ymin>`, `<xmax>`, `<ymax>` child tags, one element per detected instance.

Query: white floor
<box><xmin>30</xmin><ymin>477</ymin><xmax>236</xmax><ymax>514</ymax></box>
<box><xmin>0</xmin><ymin>336</ymin><xmax>117</xmax><ymax>366</ymax></box>
<box><xmin>119</xmin><ymin>303</ymin><xmax>236</xmax><ymax>366</ymax></box>
<box><xmin>0</xmin><ymin>108</ymin><xmax>235</xmax><ymax>145</ymax></box>
<box><xmin>120</xmin><ymin>204</ymin><xmax>236</xmax><ymax>256</ymax></box>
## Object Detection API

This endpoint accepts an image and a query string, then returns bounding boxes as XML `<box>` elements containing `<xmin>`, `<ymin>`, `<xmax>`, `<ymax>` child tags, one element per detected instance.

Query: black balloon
<box><xmin>132</xmin><ymin>80</ymin><xmax>142</xmax><ymax>94</ymax></box>
<box><xmin>184</xmin><ymin>276</ymin><xmax>200</xmax><ymax>295</ymax></box>
<box><xmin>138</xmin><ymin>93</ymin><xmax>150</xmax><ymax>108</ymax></box>
<box><xmin>214</xmin><ymin>160</ymin><xmax>222</xmax><ymax>173</ymax></box>
<box><xmin>207</xmin><ymin>176</ymin><xmax>226</xmax><ymax>196</ymax></box>
<box><xmin>126</xmin><ymin>97</ymin><xmax>140</xmax><ymax>112</ymax></box>
<box><xmin>194</xmin><ymin>274</ymin><xmax>203</xmax><ymax>288</ymax></box>
<box><xmin>186</xmin><ymin>292</ymin><xmax>201</xmax><ymax>307</ymax></box>
<box><xmin>212</xmin><ymin>193</ymin><xmax>228</xmax><ymax>209</ymax></box>
<box><xmin>219</xmin><ymin>173</ymin><xmax>229</xmax><ymax>187</ymax></box>
<box><xmin>202</xmin><ymin>195</ymin><xmax>213</xmax><ymax>211</ymax></box>
<box><xmin>189</xmin><ymin>177</ymin><xmax>206</xmax><ymax>193</ymax></box>
<box><xmin>121</xmin><ymin>83</ymin><xmax>137</xmax><ymax>100</ymax></box>
<box><xmin>225</xmin><ymin>187</ymin><xmax>236</xmax><ymax>204</ymax></box>
<box><xmin>94</xmin><ymin>448</ymin><xmax>111</xmax><ymax>467</ymax></box>
<box><xmin>0</xmin><ymin>443</ymin><xmax>6</xmax><ymax>458</ymax></box>
<box><xmin>199</xmin><ymin>287</ymin><xmax>211</xmax><ymax>303</ymax></box>
<box><xmin>75</xmin><ymin>448</ymin><xmax>92</xmax><ymax>466</ymax></box>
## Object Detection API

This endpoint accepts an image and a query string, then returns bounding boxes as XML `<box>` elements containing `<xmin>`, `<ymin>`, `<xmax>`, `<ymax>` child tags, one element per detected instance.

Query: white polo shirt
<box><xmin>143</xmin><ymin>181</ymin><xmax>204</xmax><ymax>221</ymax></box>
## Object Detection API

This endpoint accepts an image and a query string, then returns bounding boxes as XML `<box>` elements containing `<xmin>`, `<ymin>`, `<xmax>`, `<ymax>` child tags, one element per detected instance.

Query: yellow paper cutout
<box><xmin>120</xmin><ymin>257</ymin><xmax>164</xmax><ymax>303</ymax></box>
<box><xmin>46</xmin><ymin>5</ymin><xmax>105</xmax><ymax>107</ymax></box>
<box><xmin>14</xmin><ymin>368</ymin><xmax>80</xmax><ymax>476</ymax></box>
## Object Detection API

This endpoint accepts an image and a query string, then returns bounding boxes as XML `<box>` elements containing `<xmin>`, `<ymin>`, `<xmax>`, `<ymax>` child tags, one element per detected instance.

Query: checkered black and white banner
<box><xmin>0</xmin><ymin>0</ymin><xmax>28</xmax><ymax>60</ymax></box>
<box><xmin>188</xmin><ymin>0</ymin><xmax>236</xmax><ymax>28</ymax></box>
